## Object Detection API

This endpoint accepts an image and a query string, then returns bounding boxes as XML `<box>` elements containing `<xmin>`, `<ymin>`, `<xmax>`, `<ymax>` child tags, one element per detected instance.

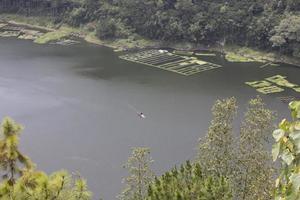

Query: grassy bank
<box><xmin>222</xmin><ymin>46</ymin><xmax>274</xmax><ymax>63</ymax></box>
<box><xmin>220</xmin><ymin>45</ymin><xmax>300</xmax><ymax>66</ymax></box>
<box><xmin>34</xmin><ymin>27</ymin><xmax>76</xmax><ymax>44</ymax></box>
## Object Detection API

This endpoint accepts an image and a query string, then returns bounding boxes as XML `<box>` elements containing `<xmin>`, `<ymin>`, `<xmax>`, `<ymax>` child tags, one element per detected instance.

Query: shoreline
<box><xmin>6</xmin><ymin>20</ymin><xmax>55</xmax><ymax>32</ymax></box>
<box><xmin>1</xmin><ymin>15</ymin><xmax>300</xmax><ymax>67</ymax></box>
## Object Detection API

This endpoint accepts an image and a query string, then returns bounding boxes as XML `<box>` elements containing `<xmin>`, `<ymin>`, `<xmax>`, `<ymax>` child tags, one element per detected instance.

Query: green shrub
<box><xmin>146</xmin><ymin>161</ymin><xmax>232</xmax><ymax>200</ymax></box>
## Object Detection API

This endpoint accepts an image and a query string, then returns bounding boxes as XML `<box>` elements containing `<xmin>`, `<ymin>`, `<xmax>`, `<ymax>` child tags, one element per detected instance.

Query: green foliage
<box><xmin>34</xmin><ymin>27</ymin><xmax>73</xmax><ymax>44</ymax></box>
<box><xmin>146</xmin><ymin>161</ymin><xmax>232</xmax><ymax>200</ymax></box>
<box><xmin>0</xmin><ymin>117</ymin><xmax>33</xmax><ymax>185</ymax></box>
<box><xmin>198</xmin><ymin>97</ymin><xmax>237</xmax><ymax>178</ymax></box>
<box><xmin>96</xmin><ymin>18</ymin><xmax>133</xmax><ymax>40</ymax></box>
<box><xmin>0</xmin><ymin>117</ymin><xmax>92</xmax><ymax>200</ymax></box>
<box><xmin>273</xmin><ymin>101</ymin><xmax>300</xmax><ymax>200</ymax></box>
<box><xmin>198</xmin><ymin>97</ymin><xmax>275</xmax><ymax>200</ymax></box>
<box><xmin>234</xmin><ymin>97</ymin><xmax>275</xmax><ymax>200</ymax></box>
<box><xmin>270</xmin><ymin>15</ymin><xmax>300</xmax><ymax>56</ymax></box>
<box><xmin>96</xmin><ymin>18</ymin><xmax>117</xmax><ymax>39</ymax></box>
<box><xmin>0</xmin><ymin>170</ymin><xmax>91</xmax><ymax>200</ymax></box>
<box><xmin>2</xmin><ymin>0</ymin><xmax>300</xmax><ymax>56</ymax></box>
<box><xmin>67</xmin><ymin>7</ymin><xmax>88</xmax><ymax>27</ymax></box>
<box><xmin>118</xmin><ymin>147</ymin><xmax>154</xmax><ymax>200</ymax></box>
<box><xmin>289</xmin><ymin>101</ymin><xmax>300</xmax><ymax>120</ymax></box>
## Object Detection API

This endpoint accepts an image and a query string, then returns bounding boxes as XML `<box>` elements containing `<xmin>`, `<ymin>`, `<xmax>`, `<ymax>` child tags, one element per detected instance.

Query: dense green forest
<box><xmin>1</xmin><ymin>0</ymin><xmax>300</xmax><ymax>57</ymax></box>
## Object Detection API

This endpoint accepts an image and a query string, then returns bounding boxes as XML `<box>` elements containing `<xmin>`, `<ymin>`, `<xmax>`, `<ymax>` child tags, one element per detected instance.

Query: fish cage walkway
<box><xmin>119</xmin><ymin>50</ymin><xmax>222</xmax><ymax>76</ymax></box>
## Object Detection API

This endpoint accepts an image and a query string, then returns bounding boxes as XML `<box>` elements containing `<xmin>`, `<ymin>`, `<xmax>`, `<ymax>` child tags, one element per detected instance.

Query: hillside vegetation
<box><xmin>0</xmin><ymin>0</ymin><xmax>300</xmax><ymax>57</ymax></box>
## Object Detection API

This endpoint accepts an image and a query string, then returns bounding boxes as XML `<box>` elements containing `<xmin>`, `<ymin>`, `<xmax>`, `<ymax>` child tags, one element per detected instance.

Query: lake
<box><xmin>0</xmin><ymin>37</ymin><xmax>299</xmax><ymax>199</ymax></box>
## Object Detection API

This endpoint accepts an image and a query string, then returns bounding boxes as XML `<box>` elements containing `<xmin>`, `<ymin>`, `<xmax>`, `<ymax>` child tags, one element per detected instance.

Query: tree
<box><xmin>96</xmin><ymin>18</ymin><xmax>117</xmax><ymax>39</ymax></box>
<box><xmin>0</xmin><ymin>117</ymin><xmax>92</xmax><ymax>200</ymax></box>
<box><xmin>234</xmin><ymin>97</ymin><xmax>275</xmax><ymax>200</ymax></box>
<box><xmin>118</xmin><ymin>147</ymin><xmax>154</xmax><ymax>200</ymax></box>
<box><xmin>197</xmin><ymin>97</ymin><xmax>237</xmax><ymax>178</ymax></box>
<box><xmin>286</xmin><ymin>0</ymin><xmax>300</xmax><ymax>11</ymax></box>
<box><xmin>0</xmin><ymin>170</ymin><xmax>91</xmax><ymax>200</ymax></box>
<box><xmin>146</xmin><ymin>161</ymin><xmax>232</xmax><ymax>200</ymax></box>
<box><xmin>0</xmin><ymin>117</ymin><xmax>33</xmax><ymax>185</ymax></box>
<box><xmin>270</xmin><ymin>15</ymin><xmax>300</xmax><ymax>55</ymax></box>
<box><xmin>273</xmin><ymin>101</ymin><xmax>300</xmax><ymax>200</ymax></box>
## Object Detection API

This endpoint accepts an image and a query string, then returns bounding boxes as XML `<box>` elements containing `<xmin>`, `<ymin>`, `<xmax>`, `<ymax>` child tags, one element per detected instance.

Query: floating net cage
<box><xmin>245</xmin><ymin>80</ymin><xmax>273</xmax><ymax>88</ymax></box>
<box><xmin>119</xmin><ymin>50</ymin><xmax>222</xmax><ymax>76</ymax></box>
<box><xmin>245</xmin><ymin>75</ymin><xmax>300</xmax><ymax>95</ymax></box>
<box><xmin>256</xmin><ymin>86</ymin><xmax>284</xmax><ymax>94</ymax></box>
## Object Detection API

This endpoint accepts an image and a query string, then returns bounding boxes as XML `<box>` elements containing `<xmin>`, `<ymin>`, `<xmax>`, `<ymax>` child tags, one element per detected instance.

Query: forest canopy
<box><xmin>0</xmin><ymin>0</ymin><xmax>300</xmax><ymax>57</ymax></box>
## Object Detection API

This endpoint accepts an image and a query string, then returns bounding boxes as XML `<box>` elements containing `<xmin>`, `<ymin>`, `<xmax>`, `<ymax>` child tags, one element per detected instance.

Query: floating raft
<box><xmin>246</xmin><ymin>80</ymin><xmax>284</xmax><ymax>94</ymax></box>
<box><xmin>245</xmin><ymin>80</ymin><xmax>272</xmax><ymax>88</ymax></box>
<box><xmin>256</xmin><ymin>86</ymin><xmax>284</xmax><ymax>94</ymax></box>
<box><xmin>119</xmin><ymin>50</ymin><xmax>222</xmax><ymax>76</ymax></box>
<box><xmin>245</xmin><ymin>75</ymin><xmax>300</xmax><ymax>94</ymax></box>
<box><xmin>266</xmin><ymin>75</ymin><xmax>298</xmax><ymax>88</ymax></box>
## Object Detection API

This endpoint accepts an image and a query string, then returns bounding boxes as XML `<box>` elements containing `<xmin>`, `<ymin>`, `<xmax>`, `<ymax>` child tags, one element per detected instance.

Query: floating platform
<box><xmin>256</xmin><ymin>86</ymin><xmax>284</xmax><ymax>94</ymax></box>
<box><xmin>119</xmin><ymin>50</ymin><xmax>222</xmax><ymax>76</ymax></box>
<box><xmin>293</xmin><ymin>87</ymin><xmax>300</xmax><ymax>92</ymax></box>
<box><xmin>245</xmin><ymin>75</ymin><xmax>300</xmax><ymax>94</ymax></box>
<box><xmin>245</xmin><ymin>80</ymin><xmax>272</xmax><ymax>88</ymax></box>
<box><xmin>266</xmin><ymin>75</ymin><xmax>298</xmax><ymax>88</ymax></box>
<box><xmin>245</xmin><ymin>79</ymin><xmax>285</xmax><ymax>94</ymax></box>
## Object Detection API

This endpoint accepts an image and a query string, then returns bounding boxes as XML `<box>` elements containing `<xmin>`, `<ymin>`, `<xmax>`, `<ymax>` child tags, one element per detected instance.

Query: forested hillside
<box><xmin>1</xmin><ymin>0</ymin><xmax>300</xmax><ymax>57</ymax></box>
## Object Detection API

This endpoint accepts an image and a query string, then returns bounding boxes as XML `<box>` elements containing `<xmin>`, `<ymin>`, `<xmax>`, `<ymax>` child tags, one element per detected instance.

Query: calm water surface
<box><xmin>0</xmin><ymin>38</ymin><xmax>299</xmax><ymax>199</ymax></box>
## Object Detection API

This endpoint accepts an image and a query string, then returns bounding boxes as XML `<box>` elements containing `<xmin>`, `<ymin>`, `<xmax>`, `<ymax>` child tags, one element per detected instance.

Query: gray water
<box><xmin>0</xmin><ymin>38</ymin><xmax>299</xmax><ymax>199</ymax></box>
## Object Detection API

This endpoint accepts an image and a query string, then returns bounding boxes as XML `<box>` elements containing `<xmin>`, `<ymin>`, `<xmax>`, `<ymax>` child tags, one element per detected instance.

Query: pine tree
<box><xmin>0</xmin><ymin>117</ymin><xmax>33</xmax><ymax>185</ymax></box>
<box><xmin>0</xmin><ymin>170</ymin><xmax>92</xmax><ymax>200</ymax></box>
<box><xmin>146</xmin><ymin>161</ymin><xmax>232</xmax><ymax>200</ymax></box>
<box><xmin>118</xmin><ymin>147</ymin><xmax>154</xmax><ymax>200</ymax></box>
<box><xmin>234</xmin><ymin>97</ymin><xmax>275</xmax><ymax>200</ymax></box>
<box><xmin>197</xmin><ymin>97</ymin><xmax>237</xmax><ymax>178</ymax></box>
<box><xmin>0</xmin><ymin>117</ymin><xmax>92</xmax><ymax>200</ymax></box>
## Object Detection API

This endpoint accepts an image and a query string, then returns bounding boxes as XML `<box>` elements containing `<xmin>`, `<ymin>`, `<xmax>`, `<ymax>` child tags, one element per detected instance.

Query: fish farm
<box><xmin>246</xmin><ymin>75</ymin><xmax>300</xmax><ymax>94</ymax></box>
<box><xmin>256</xmin><ymin>85</ymin><xmax>285</xmax><ymax>94</ymax></box>
<box><xmin>119</xmin><ymin>50</ymin><xmax>222</xmax><ymax>76</ymax></box>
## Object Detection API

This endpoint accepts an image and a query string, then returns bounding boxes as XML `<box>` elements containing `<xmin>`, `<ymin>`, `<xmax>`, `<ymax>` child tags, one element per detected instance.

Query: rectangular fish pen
<box><xmin>119</xmin><ymin>50</ymin><xmax>222</xmax><ymax>76</ymax></box>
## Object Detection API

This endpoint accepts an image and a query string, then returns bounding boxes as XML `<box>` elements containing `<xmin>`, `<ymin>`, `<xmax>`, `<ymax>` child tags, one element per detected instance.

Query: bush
<box><xmin>96</xmin><ymin>18</ymin><xmax>117</xmax><ymax>39</ymax></box>
<box><xmin>96</xmin><ymin>18</ymin><xmax>133</xmax><ymax>40</ymax></box>
<box><xmin>146</xmin><ymin>161</ymin><xmax>232</xmax><ymax>200</ymax></box>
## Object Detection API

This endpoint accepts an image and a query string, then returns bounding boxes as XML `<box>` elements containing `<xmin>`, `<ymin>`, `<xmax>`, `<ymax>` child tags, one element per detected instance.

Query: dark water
<box><xmin>0</xmin><ymin>38</ymin><xmax>299</xmax><ymax>199</ymax></box>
